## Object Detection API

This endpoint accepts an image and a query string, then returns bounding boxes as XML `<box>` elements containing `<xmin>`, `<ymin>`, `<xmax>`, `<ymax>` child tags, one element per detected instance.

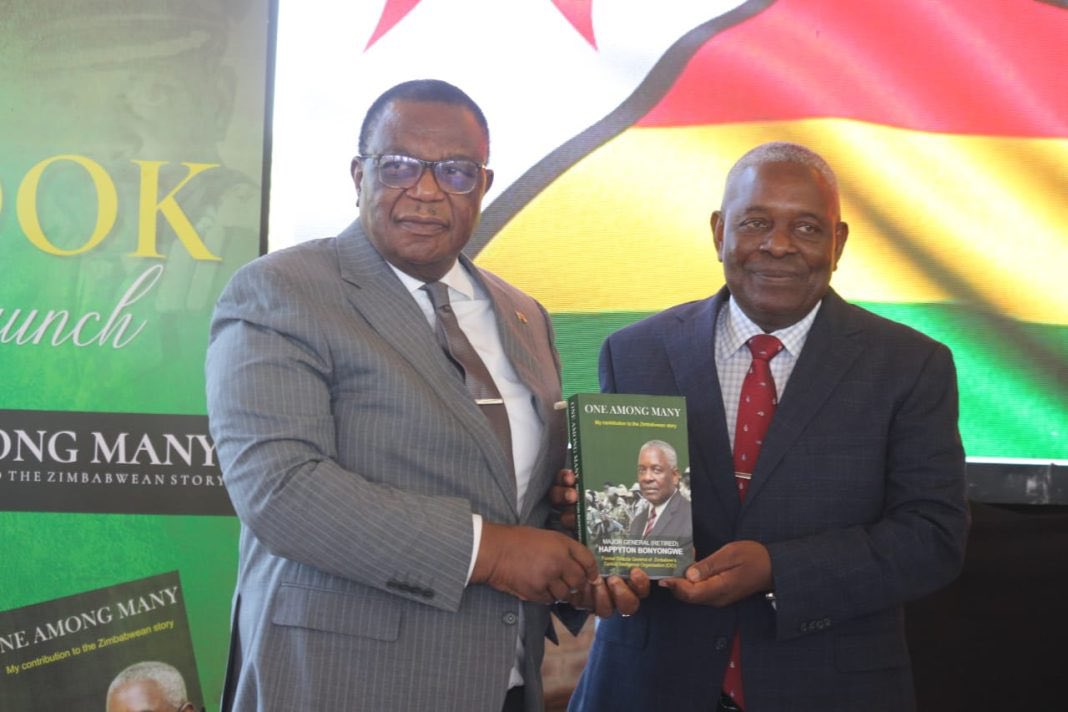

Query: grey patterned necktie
<box><xmin>423</xmin><ymin>281</ymin><xmax>514</xmax><ymax>476</ymax></box>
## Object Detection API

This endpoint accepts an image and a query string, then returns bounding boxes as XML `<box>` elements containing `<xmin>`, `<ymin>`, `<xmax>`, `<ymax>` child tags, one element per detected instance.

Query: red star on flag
<box><xmin>366</xmin><ymin>0</ymin><xmax>596</xmax><ymax>49</ymax></box>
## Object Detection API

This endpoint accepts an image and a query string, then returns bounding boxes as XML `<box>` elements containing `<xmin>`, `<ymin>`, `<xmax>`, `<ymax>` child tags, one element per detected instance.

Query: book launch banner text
<box><xmin>1</xmin><ymin>0</ymin><xmax>275</xmax><ymax>704</ymax></box>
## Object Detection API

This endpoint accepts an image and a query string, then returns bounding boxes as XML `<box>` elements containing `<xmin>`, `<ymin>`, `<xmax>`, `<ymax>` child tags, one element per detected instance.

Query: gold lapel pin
<box><xmin>515</xmin><ymin>310</ymin><xmax>528</xmax><ymax>324</ymax></box>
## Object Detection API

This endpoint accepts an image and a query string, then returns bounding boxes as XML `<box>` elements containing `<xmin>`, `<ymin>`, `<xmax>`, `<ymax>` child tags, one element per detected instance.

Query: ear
<box><xmin>832</xmin><ymin>221</ymin><xmax>849</xmax><ymax>270</ymax></box>
<box><xmin>711</xmin><ymin>210</ymin><xmax>726</xmax><ymax>262</ymax></box>
<box><xmin>351</xmin><ymin>156</ymin><xmax>363</xmax><ymax>205</ymax></box>
<box><xmin>482</xmin><ymin>167</ymin><xmax>495</xmax><ymax>194</ymax></box>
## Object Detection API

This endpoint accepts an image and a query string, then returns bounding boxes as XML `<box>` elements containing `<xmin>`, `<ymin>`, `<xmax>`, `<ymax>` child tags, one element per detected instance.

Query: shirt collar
<box><xmin>721</xmin><ymin>296</ymin><xmax>822</xmax><ymax>359</ymax></box>
<box><xmin>388</xmin><ymin>259</ymin><xmax>478</xmax><ymax>302</ymax></box>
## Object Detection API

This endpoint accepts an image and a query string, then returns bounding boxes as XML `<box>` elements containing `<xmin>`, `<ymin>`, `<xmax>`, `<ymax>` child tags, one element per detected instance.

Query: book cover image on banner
<box><xmin>0</xmin><ymin>571</ymin><xmax>202</xmax><ymax>708</ymax></box>
<box><xmin>568</xmin><ymin>393</ymin><xmax>693</xmax><ymax>578</ymax></box>
<box><xmin>0</xmin><ymin>1</ymin><xmax>272</xmax><ymax>514</ymax></box>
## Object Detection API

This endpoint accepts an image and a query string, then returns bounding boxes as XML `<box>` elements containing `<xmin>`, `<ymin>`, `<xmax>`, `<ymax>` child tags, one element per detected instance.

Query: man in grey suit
<box><xmin>206</xmin><ymin>79</ymin><xmax>622</xmax><ymax>711</ymax></box>
<box><xmin>568</xmin><ymin>142</ymin><xmax>969</xmax><ymax>711</ymax></box>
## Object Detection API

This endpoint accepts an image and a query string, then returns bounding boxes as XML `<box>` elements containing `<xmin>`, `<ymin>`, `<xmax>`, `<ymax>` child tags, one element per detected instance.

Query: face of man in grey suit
<box><xmin>351</xmin><ymin>98</ymin><xmax>494</xmax><ymax>283</ymax></box>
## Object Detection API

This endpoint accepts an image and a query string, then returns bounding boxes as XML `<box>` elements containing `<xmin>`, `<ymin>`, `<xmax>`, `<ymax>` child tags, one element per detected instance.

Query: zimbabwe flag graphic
<box><xmin>271</xmin><ymin>0</ymin><xmax>1067</xmax><ymax>489</ymax></box>
<box><xmin>470</xmin><ymin>0</ymin><xmax>1068</xmax><ymax>467</ymax></box>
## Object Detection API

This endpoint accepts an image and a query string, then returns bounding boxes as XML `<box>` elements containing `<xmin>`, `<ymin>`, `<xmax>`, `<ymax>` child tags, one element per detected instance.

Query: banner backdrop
<box><xmin>3</xmin><ymin>0</ymin><xmax>1066</xmax><ymax>706</ymax></box>
<box><xmin>1</xmin><ymin>0</ymin><xmax>274</xmax><ymax>704</ymax></box>
<box><xmin>272</xmin><ymin>0</ymin><xmax>1068</xmax><ymax>502</ymax></box>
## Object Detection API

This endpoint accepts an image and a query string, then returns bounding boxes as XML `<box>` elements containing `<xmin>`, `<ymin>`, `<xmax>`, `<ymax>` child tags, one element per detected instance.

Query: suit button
<box><xmin>713</xmin><ymin>637</ymin><xmax>729</xmax><ymax>651</ymax></box>
<box><xmin>502</xmin><ymin>612</ymin><xmax>519</xmax><ymax>625</ymax></box>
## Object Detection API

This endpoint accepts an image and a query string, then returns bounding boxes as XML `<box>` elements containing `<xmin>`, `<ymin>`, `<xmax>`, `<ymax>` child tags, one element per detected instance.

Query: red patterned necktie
<box><xmin>642</xmin><ymin>507</ymin><xmax>658</xmax><ymax>537</ymax></box>
<box><xmin>723</xmin><ymin>333</ymin><xmax>784</xmax><ymax>710</ymax></box>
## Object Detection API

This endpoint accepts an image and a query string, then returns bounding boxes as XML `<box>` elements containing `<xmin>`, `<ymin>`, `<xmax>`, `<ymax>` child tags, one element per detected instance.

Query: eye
<box><xmin>442</xmin><ymin>160</ymin><xmax>478</xmax><ymax>178</ymax></box>
<box><xmin>738</xmin><ymin>218</ymin><xmax>769</xmax><ymax>230</ymax></box>
<box><xmin>795</xmin><ymin>222</ymin><xmax>823</xmax><ymax>236</ymax></box>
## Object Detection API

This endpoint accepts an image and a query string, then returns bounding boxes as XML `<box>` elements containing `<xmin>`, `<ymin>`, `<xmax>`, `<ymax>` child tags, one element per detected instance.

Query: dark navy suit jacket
<box><xmin>570</xmin><ymin>287</ymin><xmax>968</xmax><ymax>712</ymax></box>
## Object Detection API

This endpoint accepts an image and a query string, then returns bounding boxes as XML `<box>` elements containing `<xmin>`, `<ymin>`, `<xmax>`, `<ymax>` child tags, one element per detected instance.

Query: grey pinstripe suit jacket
<box><xmin>205</xmin><ymin>220</ymin><xmax>567</xmax><ymax>711</ymax></box>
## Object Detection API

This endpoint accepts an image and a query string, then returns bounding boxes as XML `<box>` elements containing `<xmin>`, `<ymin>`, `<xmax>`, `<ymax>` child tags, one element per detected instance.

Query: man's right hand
<box><xmin>579</xmin><ymin>569</ymin><xmax>651</xmax><ymax>618</ymax></box>
<box><xmin>471</xmin><ymin>522</ymin><xmax>600</xmax><ymax>603</ymax></box>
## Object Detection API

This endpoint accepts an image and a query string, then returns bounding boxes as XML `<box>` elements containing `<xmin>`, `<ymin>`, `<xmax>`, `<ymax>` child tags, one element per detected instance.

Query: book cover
<box><xmin>567</xmin><ymin>393</ymin><xmax>693</xmax><ymax>578</ymax></box>
<box><xmin>0</xmin><ymin>571</ymin><xmax>203</xmax><ymax>709</ymax></box>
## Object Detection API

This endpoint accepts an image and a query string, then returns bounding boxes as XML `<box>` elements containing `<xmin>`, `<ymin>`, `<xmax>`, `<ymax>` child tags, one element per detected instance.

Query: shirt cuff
<box><xmin>466</xmin><ymin>513</ymin><xmax>483</xmax><ymax>585</ymax></box>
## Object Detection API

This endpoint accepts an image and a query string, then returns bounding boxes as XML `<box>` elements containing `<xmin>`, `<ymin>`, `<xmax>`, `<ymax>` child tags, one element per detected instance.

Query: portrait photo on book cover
<box><xmin>568</xmin><ymin>393</ymin><xmax>694</xmax><ymax>578</ymax></box>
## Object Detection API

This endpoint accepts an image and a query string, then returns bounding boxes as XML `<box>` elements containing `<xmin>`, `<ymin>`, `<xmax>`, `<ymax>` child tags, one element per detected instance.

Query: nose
<box><xmin>761</xmin><ymin>225</ymin><xmax>795</xmax><ymax>256</ymax></box>
<box><xmin>408</xmin><ymin>163</ymin><xmax>445</xmax><ymax>200</ymax></box>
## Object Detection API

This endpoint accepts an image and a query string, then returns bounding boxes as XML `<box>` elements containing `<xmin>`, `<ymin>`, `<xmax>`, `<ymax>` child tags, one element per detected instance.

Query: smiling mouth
<box><xmin>396</xmin><ymin>216</ymin><xmax>448</xmax><ymax>234</ymax></box>
<box><xmin>753</xmin><ymin>270</ymin><xmax>801</xmax><ymax>281</ymax></box>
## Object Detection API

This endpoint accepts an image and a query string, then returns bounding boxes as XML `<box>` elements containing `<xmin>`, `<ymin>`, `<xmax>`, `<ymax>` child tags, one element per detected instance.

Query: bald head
<box><xmin>723</xmin><ymin>141</ymin><xmax>840</xmax><ymax>209</ymax></box>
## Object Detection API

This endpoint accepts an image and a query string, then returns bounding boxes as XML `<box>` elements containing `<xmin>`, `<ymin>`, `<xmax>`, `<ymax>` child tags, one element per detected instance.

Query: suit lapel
<box><xmin>468</xmin><ymin>258</ymin><xmax>545</xmax><ymax>405</ymax></box>
<box><xmin>335</xmin><ymin>223</ymin><xmax>518</xmax><ymax>513</ymax></box>
<box><xmin>742</xmin><ymin>290</ymin><xmax>864</xmax><ymax>507</ymax></box>
<box><xmin>652</xmin><ymin>494</ymin><xmax>682</xmax><ymax>536</ymax></box>
<box><xmin>469</xmin><ymin>257</ymin><xmax>561</xmax><ymax>521</ymax></box>
<box><xmin>663</xmin><ymin>290</ymin><xmax>742</xmax><ymax>529</ymax></box>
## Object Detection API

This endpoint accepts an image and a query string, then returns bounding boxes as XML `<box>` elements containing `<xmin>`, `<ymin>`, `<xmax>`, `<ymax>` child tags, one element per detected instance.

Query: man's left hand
<box><xmin>659</xmin><ymin>540</ymin><xmax>772</xmax><ymax>607</ymax></box>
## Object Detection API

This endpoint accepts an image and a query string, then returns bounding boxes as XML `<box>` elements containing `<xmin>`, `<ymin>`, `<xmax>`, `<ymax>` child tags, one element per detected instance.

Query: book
<box><xmin>0</xmin><ymin>571</ymin><xmax>203</xmax><ymax>708</ymax></box>
<box><xmin>567</xmin><ymin>392</ymin><xmax>693</xmax><ymax>578</ymax></box>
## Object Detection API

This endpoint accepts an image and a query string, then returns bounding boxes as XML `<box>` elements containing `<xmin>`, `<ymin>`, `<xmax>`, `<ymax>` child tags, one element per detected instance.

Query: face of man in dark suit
<box><xmin>637</xmin><ymin>445</ymin><xmax>679</xmax><ymax>506</ymax></box>
<box><xmin>352</xmin><ymin>99</ymin><xmax>495</xmax><ymax>282</ymax></box>
<box><xmin>711</xmin><ymin>160</ymin><xmax>849</xmax><ymax>332</ymax></box>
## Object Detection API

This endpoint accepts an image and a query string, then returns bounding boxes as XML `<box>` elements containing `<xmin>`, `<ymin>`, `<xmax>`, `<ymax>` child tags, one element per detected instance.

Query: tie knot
<box><xmin>423</xmin><ymin>281</ymin><xmax>451</xmax><ymax>310</ymax></box>
<box><xmin>747</xmin><ymin>334</ymin><xmax>783</xmax><ymax>362</ymax></box>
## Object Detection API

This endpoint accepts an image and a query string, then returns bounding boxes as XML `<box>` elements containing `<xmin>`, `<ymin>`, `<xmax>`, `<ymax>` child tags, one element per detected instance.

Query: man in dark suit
<box><xmin>569</xmin><ymin>142</ymin><xmax>969</xmax><ymax>712</ymax></box>
<box><xmin>627</xmin><ymin>440</ymin><xmax>692</xmax><ymax>546</ymax></box>
<box><xmin>206</xmin><ymin>79</ymin><xmax>629</xmax><ymax>712</ymax></box>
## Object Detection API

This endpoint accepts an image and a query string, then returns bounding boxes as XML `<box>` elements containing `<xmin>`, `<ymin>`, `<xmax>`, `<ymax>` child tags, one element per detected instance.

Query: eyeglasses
<box><xmin>359</xmin><ymin>154</ymin><xmax>485</xmax><ymax>195</ymax></box>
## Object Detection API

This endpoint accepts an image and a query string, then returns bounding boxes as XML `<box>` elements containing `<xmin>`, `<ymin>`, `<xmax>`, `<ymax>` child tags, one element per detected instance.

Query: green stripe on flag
<box><xmin>552</xmin><ymin>305</ymin><xmax>1068</xmax><ymax>461</ymax></box>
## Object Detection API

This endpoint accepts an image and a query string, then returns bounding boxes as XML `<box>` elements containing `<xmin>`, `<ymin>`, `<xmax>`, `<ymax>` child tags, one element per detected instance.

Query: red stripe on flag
<box><xmin>639</xmin><ymin>0</ymin><xmax>1068</xmax><ymax>137</ymax></box>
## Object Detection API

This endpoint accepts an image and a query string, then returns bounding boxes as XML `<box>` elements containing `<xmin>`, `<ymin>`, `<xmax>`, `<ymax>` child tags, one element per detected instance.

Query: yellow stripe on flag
<box><xmin>478</xmin><ymin>118</ymin><xmax>1068</xmax><ymax>324</ymax></box>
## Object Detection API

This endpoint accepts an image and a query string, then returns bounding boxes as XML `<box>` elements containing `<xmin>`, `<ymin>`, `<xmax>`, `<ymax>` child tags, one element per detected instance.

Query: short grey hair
<box><xmin>725</xmin><ymin>141</ymin><xmax>839</xmax><ymax>199</ymax></box>
<box><xmin>107</xmin><ymin>661</ymin><xmax>187</xmax><ymax>708</ymax></box>
<box><xmin>640</xmin><ymin>440</ymin><xmax>678</xmax><ymax>470</ymax></box>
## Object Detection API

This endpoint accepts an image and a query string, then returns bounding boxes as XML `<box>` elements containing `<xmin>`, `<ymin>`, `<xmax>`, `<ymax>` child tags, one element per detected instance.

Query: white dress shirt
<box><xmin>390</xmin><ymin>259</ymin><xmax>542</xmax><ymax>689</ymax></box>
